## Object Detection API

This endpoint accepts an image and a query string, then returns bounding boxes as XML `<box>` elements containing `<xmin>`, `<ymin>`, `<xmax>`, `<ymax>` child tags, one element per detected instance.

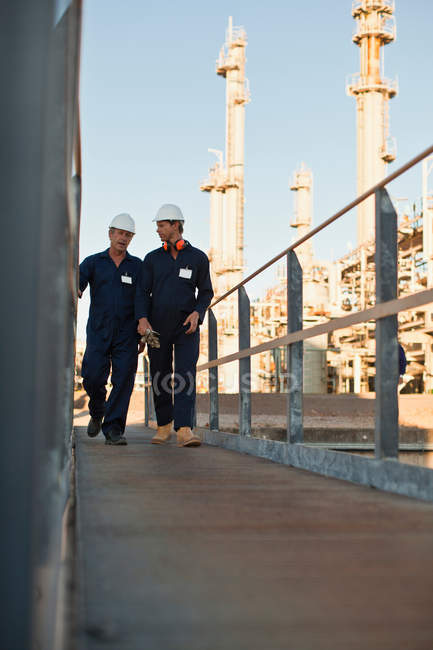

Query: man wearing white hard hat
<box><xmin>79</xmin><ymin>213</ymin><xmax>142</xmax><ymax>445</ymax></box>
<box><xmin>136</xmin><ymin>204</ymin><xmax>213</xmax><ymax>447</ymax></box>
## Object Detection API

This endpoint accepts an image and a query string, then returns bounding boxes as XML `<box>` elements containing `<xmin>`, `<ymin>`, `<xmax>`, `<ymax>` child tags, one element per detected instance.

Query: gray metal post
<box><xmin>143</xmin><ymin>355</ymin><xmax>149</xmax><ymax>427</ymax></box>
<box><xmin>375</xmin><ymin>188</ymin><xmax>399</xmax><ymax>458</ymax></box>
<box><xmin>0</xmin><ymin>3</ymin><xmax>82</xmax><ymax>648</ymax></box>
<box><xmin>149</xmin><ymin>377</ymin><xmax>156</xmax><ymax>422</ymax></box>
<box><xmin>208</xmin><ymin>309</ymin><xmax>219</xmax><ymax>430</ymax></box>
<box><xmin>238</xmin><ymin>287</ymin><xmax>251</xmax><ymax>436</ymax></box>
<box><xmin>287</xmin><ymin>251</ymin><xmax>304</xmax><ymax>443</ymax></box>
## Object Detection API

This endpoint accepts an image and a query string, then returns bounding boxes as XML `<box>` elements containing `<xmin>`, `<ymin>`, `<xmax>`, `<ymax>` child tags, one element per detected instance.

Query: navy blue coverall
<box><xmin>135</xmin><ymin>244</ymin><xmax>213</xmax><ymax>430</ymax></box>
<box><xmin>399</xmin><ymin>344</ymin><xmax>407</xmax><ymax>376</ymax></box>
<box><xmin>80</xmin><ymin>249</ymin><xmax>142</xmax><ymax>437</ymax></box>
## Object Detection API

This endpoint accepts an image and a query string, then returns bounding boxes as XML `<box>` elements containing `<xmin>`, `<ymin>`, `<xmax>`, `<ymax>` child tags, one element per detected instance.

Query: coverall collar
<box><xmin>100</xmin><ymin>248</ymin><xmax>132</xmax><ymax>261</ymax></box>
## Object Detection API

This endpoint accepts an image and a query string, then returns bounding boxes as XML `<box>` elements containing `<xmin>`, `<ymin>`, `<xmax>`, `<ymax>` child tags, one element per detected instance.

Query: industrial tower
<box><xmin>290</xmin><ymin>163</ymin><xmax>314</xmax><ymax>270</ymax></box>
<box><xmin>201</xmin><ymin>16</ymin><xmax>250</xmax><ymax>297</ymax></box>
<box><xmin>347</xmin><ymin>0</ymin><xmax>397</xmax><ymax>246</ymax></box>
<box><xmin>200</xmin><ymin>17</ymin><xmax>250</xmax><ymax>393</ymax></box>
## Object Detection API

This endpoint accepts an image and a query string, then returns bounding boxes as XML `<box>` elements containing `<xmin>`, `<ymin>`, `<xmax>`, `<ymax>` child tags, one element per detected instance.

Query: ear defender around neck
<box><xmin>162</xmin><ymin>239</ymin><xmax>189</xmax><ymax>251</ymax></box>
<box><xmin>175</xmin><ymin>238</ymin><xmax>186</xmax><ymax>251</ymax></box>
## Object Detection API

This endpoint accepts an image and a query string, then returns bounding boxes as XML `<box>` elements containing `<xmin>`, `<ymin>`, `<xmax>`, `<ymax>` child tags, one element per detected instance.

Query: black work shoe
<box><xmin>105</xmin><ymin>435</ymin><xmax>127</xmax><ymax>446</ymax></box>
<box><xmin>87</xmin><ymin>416</ymin><xmax>102</xmax><ymax>438</ymax></box>
<box><xmin>105</xmin><ymin>427</ymin><xmax>127</xmax><ymax>446</ymax></box>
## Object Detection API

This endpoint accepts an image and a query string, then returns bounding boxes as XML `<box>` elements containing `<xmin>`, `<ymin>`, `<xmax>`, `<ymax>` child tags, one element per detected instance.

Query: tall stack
<box><xmin>200</xmin><ymin>17</ymin><xmax>250</xmax><ymax>392</ymax></box>
<box><xmin>201</xmin><ymin>16</ymin><xmax>249</xmax><ymax>297</ymax></box>
<box><xmin>290</xmin><ymin>163</ymin><xmax>314</xmax><ymax>270</ymax></box>
<box><xmin>347</xmin><ymin>0</ymin><xmax>397</xmax><ymax>246</ymax></box>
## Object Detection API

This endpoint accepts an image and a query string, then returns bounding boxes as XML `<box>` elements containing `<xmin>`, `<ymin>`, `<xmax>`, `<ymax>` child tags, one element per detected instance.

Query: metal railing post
<box><xmin>208</xmin><ymin>309</ymin><xmax>219</xmax><ymax>431</ymax></box>
<box><xmin>149</xmin><ymin>379</ymin><xmax>156</xmax><ymax>422</ymax></box>
<box><xmin>143</xmin><ymin>355</ymin><xmax>149</xmax><ymax>427</ymax></box>
<box><xmin>287</xmin><ymin>251</ymin><xmax>303</xmax><ymax>443</ymax></box>
<box><xmin>375</xmin><ymin>188</ymin><xmax>399</xmax><ymax>458</ymax></box>
<box><xmin>238</xmin><ymin>287</ymin><xmax>251</xmax><ymax>436</ymax></box>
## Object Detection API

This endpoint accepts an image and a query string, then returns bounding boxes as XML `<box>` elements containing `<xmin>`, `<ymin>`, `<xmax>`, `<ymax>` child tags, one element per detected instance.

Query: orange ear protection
<box><xmin>162</xmin><ymin>239</ymin><xmax>188</xmax><ymax>251</ymax></box>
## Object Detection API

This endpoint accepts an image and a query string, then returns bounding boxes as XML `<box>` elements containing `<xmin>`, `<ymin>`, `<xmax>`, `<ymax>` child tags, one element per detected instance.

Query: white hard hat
<box><xmin>109</xmin><ymin>213</ymin><xmax>136</xmax><ymax>233</ymax></box>
<box><xmin>153</xmin><ymin>204</ymin><xmax>184</xmax><ymax>222</ymax></box>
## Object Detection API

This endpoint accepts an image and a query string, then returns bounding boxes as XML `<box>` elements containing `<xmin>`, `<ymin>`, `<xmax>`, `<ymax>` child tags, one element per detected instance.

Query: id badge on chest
<box><xmin>121</xmin><ymin>274</ymin><xmax>132</xmax><ymax>284</ymax></box>
<box><xmin>179</xmin><ymin>267</ymin><xmax>192</xmax><ymax>279</ymax></box>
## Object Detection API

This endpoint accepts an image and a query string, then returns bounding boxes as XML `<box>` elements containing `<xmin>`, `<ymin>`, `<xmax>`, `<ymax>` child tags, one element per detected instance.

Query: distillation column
<box><xmin>200</xmin><ymin>17</ymin><xmax>250</xmax><ymax>393</ymax></box>
<box><xmin>216</xmin><ymin>15</ymin><xmax>249</xmax><ymax>289</ymax></box>
<box><xmin>347</xmin><ymin>0</ymin><xmax>397</xmax><ymax>246</ymax></box>
<box><xmin>201</xmin><ymin>17</ymin><xmax>249</xmax><ymax>296</ymax></box>
<box><xmin>290</xmin><ymin>163</ymin><xmax>328</xmax><ymax>393</ymax></box>
<box><xmin>200</xmin><ymin>149</ymin><xmax>226</xmax><ymax>290</ymax></box>
<box><xmin>290</xmin><ymin>163</ymin><xmax>314</xmax><ymax>270</ymax></box>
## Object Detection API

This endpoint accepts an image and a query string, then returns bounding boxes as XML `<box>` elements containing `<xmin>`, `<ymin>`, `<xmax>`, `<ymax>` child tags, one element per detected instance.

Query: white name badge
<box><xmin>179</xmin><ymin>268</ymin><xmax>192</xmax><ymax>279</ymax></box>
<box><xmin>121</xmin><ymin>275</ymin><xmax>132</xmax><ymax>284</ymax></box>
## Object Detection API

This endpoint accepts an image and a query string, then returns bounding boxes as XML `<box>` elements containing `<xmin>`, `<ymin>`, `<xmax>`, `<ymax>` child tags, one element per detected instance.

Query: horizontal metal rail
<box><xmin>195</xmin><ymin>172</ymin><xmax>433</xmax><ymax>501</ymax></box>
<box><xmin>198</xmin><ymin>288</ymin><xmax>433</xmax><ymax>371</ymax></box>
<box><xmin>210</xmin><ymin>143</ymin><xmax>433</xmax><ymax>308</ymax></box>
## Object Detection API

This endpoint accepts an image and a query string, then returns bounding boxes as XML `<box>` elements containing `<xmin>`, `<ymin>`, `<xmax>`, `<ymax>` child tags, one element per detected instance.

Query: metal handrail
<box><xmin>198</xmin><ymin>288</ymin><xmax>433</xmax><ymax>371</ymax></box>
<box><xmin>210</xmin><ymin>144</ymin><xmax>433</xmax><ymax>309</ymax></box>
<box><xmin>197</xmin><ymin>144</ymin><xmax>433</xmax><ymax>502</ymax></box>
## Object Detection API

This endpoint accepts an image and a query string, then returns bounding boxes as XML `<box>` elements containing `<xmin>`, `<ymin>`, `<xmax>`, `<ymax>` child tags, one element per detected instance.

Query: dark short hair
<box><xmin>169</xmin><ymin>220</ymin><xmax>183</xmax><ymax>235</ymax></box>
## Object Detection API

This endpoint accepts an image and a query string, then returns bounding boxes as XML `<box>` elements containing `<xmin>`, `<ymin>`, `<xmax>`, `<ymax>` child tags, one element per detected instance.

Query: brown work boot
<box><xmin>177</xmin><ymin>427</ymin><xmax>201</xmax><ymax>447</ymax></box>
<box><xmin>151</xmin><ymin>421</ymin><xmax>173</xmax><ymax>445</ymax></box>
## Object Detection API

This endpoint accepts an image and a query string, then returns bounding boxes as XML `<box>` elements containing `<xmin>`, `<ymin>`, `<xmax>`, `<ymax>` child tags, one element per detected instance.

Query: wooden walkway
<box><xmin>74</xmin><ymin>425</ymin><xmax>433</xmax><ymax>650</ymax></box>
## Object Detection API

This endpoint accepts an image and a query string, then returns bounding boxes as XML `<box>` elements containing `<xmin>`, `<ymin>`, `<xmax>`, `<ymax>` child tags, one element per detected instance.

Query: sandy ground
<box><xmin>74</xmin><ymin>389</ymin><xmax>433</xmax><ymax>439</ymax></box>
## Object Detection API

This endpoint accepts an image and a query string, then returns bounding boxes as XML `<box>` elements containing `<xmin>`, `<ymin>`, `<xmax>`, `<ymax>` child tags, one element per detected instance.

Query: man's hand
<box><xmin>183</xmin><ymin>310</ymin><xmax>199</xmax><ymax>335</ymax></box>
<box><xmin>138</xmin><ymin>317</ymin><xmax>152</xmax><ymax>336</ymax></box>
<box><xmin>138</xmin><ymin>318</ymin><xmax>160</xmax><ymax>349</ymax></box>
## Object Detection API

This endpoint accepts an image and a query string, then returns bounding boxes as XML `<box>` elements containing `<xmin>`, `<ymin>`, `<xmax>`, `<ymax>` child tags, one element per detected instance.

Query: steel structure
<box><xmin>228</xmin><ymin>1</ymin><xmax>433</xmax><ymax>398</ymax></box>
<box><xmin>331</xmin><ymin>170</ymin><xmax>433</xmax><ymax>395</ymax></box>
<box><xmin>347</xmin><ymin>0</ymin><xmax>397</xmax><ymax>246</ymax></box>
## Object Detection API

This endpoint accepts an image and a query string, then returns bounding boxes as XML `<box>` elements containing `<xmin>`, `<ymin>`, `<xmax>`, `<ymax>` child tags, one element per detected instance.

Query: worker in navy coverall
<box><xmin>135</xmin><ymin>204</ymin><xmax>213</xmax><ymax>447</ymax></box>
<box><xmin>399</xmin><ymin>343</ymin><xmax>407</xmax><ymax>385</ymax></box>
<box><xmin>79</xmin><ymin>213</ymin><xmax>143</xmax><ymax>445</ymax></box>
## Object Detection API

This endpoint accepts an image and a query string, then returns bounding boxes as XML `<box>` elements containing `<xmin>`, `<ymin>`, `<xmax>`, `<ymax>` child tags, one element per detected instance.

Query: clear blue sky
<box><xmin>77</xmin><ymin>0</ymin><xmax>433</xmax><ymax>340</ymax></box>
